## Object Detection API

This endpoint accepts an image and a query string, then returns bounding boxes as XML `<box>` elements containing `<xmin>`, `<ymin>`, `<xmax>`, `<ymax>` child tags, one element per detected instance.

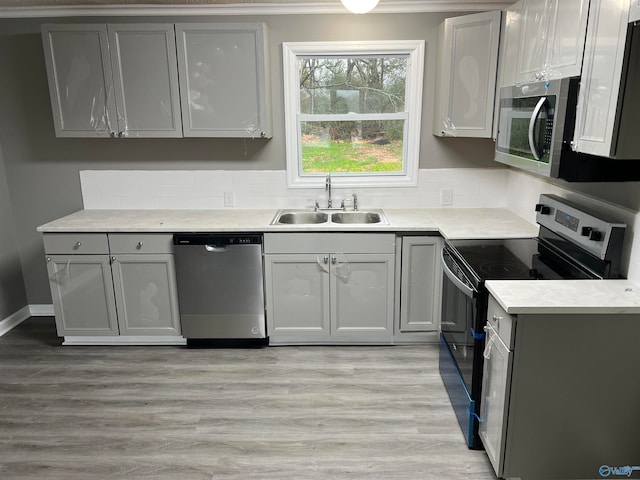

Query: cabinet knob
<box><xmin>46</xmin><ymin>257</ymin><xmax>51</xmax><ymax>262</ymax></box>
<box><xmin>74</xmin><ymin>241</ymin><xmax>82</xmax><ymax>249</ymax></box>
<box><xmin>323</xmin><ymin>256</ymin><xmax>329</xmax><ymax>264</ymax></box>
<box><xmin>111</xmin><ymin>256</ymin><xmax>116</xmax><ymax>262</ymax></box>
<box><xmin>136</xmin><ymin>241</ymin><xmax>144</xmax><ymax>249</ymax></box>
<box><xmin>331</xmin><ymin>256</ymin><xmax>337</xmax><ymax>265</ymax></box>
<box><xmin>110</xmin><ymin>131</ymin><xmax>117</xmax><ymax>138</ymax></box>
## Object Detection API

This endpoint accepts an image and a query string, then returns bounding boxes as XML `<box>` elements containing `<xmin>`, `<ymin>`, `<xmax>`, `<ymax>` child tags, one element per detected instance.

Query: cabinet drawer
<box><xmin>43</xmin><ymin>233</ymin><xmax>109</xmax><ymax>255</ymax></box>
<box><xmin>108</xmin><ymin>233</ymin><xmax>174</xmax><ymax>254</ymax></box>
<box><xmin>264</xmin><ymin>233</ymin><xmax>396</xmax><ymax>254</ymax></box>
<box><xmin>487</xmin><ymin>295</ymin><xmax>515</xmax><ymax>348</ymax></box>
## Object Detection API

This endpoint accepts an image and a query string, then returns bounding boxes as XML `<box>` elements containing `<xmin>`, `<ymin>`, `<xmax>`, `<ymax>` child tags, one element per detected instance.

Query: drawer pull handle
<box><xmin>74</xmin><ymin>242</ymin><xmax>82</xmax><ymax>249</ymax></box>
<box><xmin>137</xmin><ymin>241</ymin><xmax>144</xmax><ymax>249</ymax></box>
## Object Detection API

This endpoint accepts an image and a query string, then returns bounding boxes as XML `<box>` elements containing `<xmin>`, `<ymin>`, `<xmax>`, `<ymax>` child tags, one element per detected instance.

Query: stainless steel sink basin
<box><xmin>272</xmin><ymin>211</ymin><xmax>329</xmax><ymax>224</ymax></box>
<box><xmin>271</xmin><ymin>209</ymin><xmax>388</xmax><ymax>225</ymax></box>
<box><xmin>331</xmin><ymin>211</ymin><xmax>386</xmax><ymax>224</ymax></box>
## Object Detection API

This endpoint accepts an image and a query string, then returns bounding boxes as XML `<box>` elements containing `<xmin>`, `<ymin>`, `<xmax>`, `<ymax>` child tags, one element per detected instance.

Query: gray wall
<box><xmin>1</xmin><ymin>12</ymin><xmax>640</xmax><ymax>306</ymax></box>
<box><xmin>0</xmin><ymin>142</ymin><xmax>28</xmax><ymax>319</ymax></box>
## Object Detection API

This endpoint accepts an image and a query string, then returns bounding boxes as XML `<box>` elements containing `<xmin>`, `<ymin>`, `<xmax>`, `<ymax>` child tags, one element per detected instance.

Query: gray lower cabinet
<box><xmin>44</xmin><ymin>233</ymin><xmax>181</xmax><ymax>337</ymax></box>
<box><xmin>47</xmin><ymin>253</ymin><xmax>120</xmax><ymax>336</ymax></box>
<box><xmin>397</xmin><ymin>236</ymin><xmax>441</xmax><ymax>333</ymax></box>
<box><xmin>480</xmin><ymin>294</ymin><xmax>640</xmax><ymax>480</ymax></box>
<box><xmin>264</xmin><ymin>233</ymin><xmax>396</xmax><ymax>344</ymax></box>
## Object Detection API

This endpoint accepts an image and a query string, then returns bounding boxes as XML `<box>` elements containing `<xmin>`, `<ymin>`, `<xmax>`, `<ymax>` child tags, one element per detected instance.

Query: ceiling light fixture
<box><xmin>340</xmin><ymin>0</ymin><xmax>380</xmax><ymax>14</ymax></box>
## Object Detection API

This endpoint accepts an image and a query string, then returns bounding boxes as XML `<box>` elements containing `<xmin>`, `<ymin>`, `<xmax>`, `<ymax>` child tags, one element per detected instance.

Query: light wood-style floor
<box><xmin>0</xmin><ymin>318</ymin><xmax>497</xmax><ymax>480</ymax></box>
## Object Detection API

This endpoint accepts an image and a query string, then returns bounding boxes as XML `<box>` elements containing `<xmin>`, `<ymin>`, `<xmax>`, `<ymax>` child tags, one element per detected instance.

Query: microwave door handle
<box><xmin>528</xmin><ymin>97</ymin><xmax>547</xmax><ymax>161</ymax></box>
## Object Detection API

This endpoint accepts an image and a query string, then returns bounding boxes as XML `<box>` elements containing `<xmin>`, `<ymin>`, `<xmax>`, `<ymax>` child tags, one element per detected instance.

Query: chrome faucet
<box><xmin>325</xmin><ymin>174</ymin><xmax>332</xmax><ymax>208</ymax></box>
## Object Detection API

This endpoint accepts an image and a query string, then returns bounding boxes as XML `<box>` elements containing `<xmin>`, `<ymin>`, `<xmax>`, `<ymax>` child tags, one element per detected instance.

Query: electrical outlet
<box><xmin>223</xmin><ymin>191</ymin><xmax>236</xmax><ymax>207</ymax></box>
<box><xmin>441</xmin><ymin>188</ymin><xmax>453</xmax><ymax>206</ymax></box>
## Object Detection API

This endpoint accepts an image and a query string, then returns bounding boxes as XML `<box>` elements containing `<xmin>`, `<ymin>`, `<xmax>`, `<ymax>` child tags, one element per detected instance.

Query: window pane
<box><xmin>299</xmin><ymin>57</ymin><xmax>407</xmax><ymax>114</ymax></box>
<box><xmin>301</xmin><ymin>120</ymin><xmax>405</xmax><ymax>174</ymax></box>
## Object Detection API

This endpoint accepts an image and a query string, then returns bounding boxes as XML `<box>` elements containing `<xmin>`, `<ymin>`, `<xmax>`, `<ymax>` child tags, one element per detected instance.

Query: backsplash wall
<box><xmin>506</xmin><ymin>170</ymin><xmax>640</xmax><ymax>284</ymax></box>
<box><xmin>80</xmin><ymin>168</ymin><xmax>510</xmax><ymax>210</ymax></box>
<box><xmin>80</xmin><ymin>167</ymin><xmax>640</xmax><ymax>283</ymax></box>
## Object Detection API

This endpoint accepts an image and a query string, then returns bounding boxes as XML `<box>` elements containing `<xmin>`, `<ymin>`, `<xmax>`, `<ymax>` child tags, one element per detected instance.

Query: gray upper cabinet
<box><xmin>107</xmin><ymin>24</ymin><xmax>182</xmax><ymax>138</ymax></box>
<box><xmin>515</xmin><ymin>0</ymin><xmax>590</xmax><ymax>83</ymax></box>
<box><xmin>175</xmin><ymin>23</ymin><xmax>272</xmax><ymax>138</ymax></box>
<box><xmin>433</xmin><ymin>11</ymin><xmax>502</xmax><ymax>138</ymax></box>
<box><xmin>41</xmin><ymin>23</ymin><xmax>182</xmax><ymax>138</ymax></box>
<box><xmin>42</xmin><ymin>24</ymin><xmax>116</xmax><ymax>137</ymax></box>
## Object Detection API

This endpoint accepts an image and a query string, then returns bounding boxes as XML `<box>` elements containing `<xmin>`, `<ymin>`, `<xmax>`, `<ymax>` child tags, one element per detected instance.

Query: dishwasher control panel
<box><xmin>173</xmin><ymin>233</ymin><xmax>263</xmax><ymax>246</ymax></box>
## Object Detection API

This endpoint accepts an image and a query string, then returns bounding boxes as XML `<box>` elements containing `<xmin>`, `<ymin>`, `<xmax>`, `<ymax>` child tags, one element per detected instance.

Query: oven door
<box><xmin>439</xmin><ymin>247</ymin><xmax>485</xmax><ymax>449</ymax></box>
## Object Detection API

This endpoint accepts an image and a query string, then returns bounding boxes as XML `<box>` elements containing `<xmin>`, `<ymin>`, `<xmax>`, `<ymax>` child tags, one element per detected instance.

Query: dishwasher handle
<box><xmin>205</xmin><ymin>244</ymin><xmax>227</xmax><ymax>253</ymax></box>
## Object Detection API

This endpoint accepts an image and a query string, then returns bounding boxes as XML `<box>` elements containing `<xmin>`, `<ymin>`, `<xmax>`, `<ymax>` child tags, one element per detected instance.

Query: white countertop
<box><xmin>36</xmin><ymin>207</ymin><xmax>540</xmax><ymax>239</ymax></box>
<box><xmin>38</xmin><ymin>207</ymin><xmax>640</xmax><ymax>314</ymax></box>
<box><xmin>486</xmin><ymin>280</ymin><xmax>640</xmax><ymax>314</ymax></box>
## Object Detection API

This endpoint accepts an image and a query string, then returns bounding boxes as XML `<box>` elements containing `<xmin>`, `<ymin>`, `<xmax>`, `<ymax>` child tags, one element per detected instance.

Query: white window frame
<box><xmin>282</xmin><ymin>40</ymin><xmax>425</xmax><ymax>188</ymax></box>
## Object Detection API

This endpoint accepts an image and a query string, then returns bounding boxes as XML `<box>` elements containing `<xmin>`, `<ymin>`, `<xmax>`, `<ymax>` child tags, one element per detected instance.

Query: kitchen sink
<box><xmin>331</xmin><ymin>212</ymin><xmax>385</xmax><ymax>224</ymax></box>
<box><xmin>273</xmin><ymin>211</ymin><xmax>329</xmax><ymax>224</ymax></box>
<box><xmin>271</xmin><ymin>209</ymin><xmax>388</xmax><ymax>225</ymax></box>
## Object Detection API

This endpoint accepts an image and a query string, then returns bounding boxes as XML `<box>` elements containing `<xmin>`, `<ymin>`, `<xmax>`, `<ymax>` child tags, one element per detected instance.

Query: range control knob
<box><xmin>581</xmin><ymin>227</ymin><xmax>593</xmax><ymax>236</ymax></box>
<box><xmin>535</xmin><ymin>204</ymin><xmax>551</xmax><ymax>214</ymax></box>
<box><xmin>589</xmin><ymin>230</ymin><xmax>603</xmax><ymax>242</ymax></box>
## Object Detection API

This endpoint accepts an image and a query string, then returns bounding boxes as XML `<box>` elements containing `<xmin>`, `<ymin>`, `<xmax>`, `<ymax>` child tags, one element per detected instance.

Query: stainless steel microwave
<box><xmin>494</xmin><ymin>78</ymin><xmax>575</xmax><ymax>178</ymax></box>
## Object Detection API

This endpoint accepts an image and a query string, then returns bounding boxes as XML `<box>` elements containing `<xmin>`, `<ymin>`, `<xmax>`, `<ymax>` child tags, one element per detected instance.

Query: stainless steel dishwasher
<box><xmin>173</xmin><ymin>233</ymin><xmax>266</xmax><ymax>344</ymax></box>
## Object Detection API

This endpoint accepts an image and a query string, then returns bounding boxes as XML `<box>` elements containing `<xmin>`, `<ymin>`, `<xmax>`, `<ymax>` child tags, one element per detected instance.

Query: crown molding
<box><xmin>0</xmin><ymin>1</ymin><xmax>513</xmax><ymax>19</ymax></box>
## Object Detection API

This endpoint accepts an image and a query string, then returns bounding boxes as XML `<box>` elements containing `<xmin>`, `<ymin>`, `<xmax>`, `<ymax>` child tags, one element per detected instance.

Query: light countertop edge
<box><xmin>36</xmin><ymin>207</ymin><xmax>540</xmax><ymax>239</ymax></box>
<box><xmin>485</xmin><ymin>280</ymin><xmax>640</xmax><ymax>315</ymax></box>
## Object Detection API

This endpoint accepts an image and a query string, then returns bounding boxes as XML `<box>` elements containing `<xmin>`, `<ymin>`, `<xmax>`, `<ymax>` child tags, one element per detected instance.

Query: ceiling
<box><xmin>0</xmin><ymin>0</ymin><xmax>515</xmax><ymax>18</ymax></box>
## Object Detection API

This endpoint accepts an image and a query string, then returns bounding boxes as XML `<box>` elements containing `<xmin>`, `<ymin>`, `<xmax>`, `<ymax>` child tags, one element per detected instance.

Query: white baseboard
<box><xmin>62</xmin><ymin>336</ymin><xmax>187</xmax><ymax>346</ymax></box>
<box><xmin>0</xmin><ymin>306</ymin><xmax>31</xmax><ymax>337</ymax></box>
<box><xmin>29</xmin><ymin>304</ymin><xmax>55</xmax><ymax>316</ymax></box>
<box><xmin>0</xmin><ymin>304</ymin><xmax>55</xmax><ymax>338</ymax></box>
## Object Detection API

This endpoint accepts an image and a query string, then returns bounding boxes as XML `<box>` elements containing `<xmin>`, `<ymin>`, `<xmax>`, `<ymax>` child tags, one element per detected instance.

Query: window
<box><xmin>283</xmin><ymin>40</ymin><xmax>425</xmax><ymax>188</ymax></box>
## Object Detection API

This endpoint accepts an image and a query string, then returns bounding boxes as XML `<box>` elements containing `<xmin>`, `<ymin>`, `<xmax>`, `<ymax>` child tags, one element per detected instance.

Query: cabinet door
<box><xmin>331</xmin><ymin>253</ymin><xmax>394</xmax><ymax>337</ymax></box>
<box><xmin>111</xmin><ymin>254</ymin><xmax>181</xmax><ymax>336</ymax></box>
<box><xmin>46</xmin><ymin>254</ymin><xmax>119</xmax><ymax>335</ymax></box>
<box><xmin>433</xmin><ymin>10</ymin><xmax>501</xmax><ymax>138</ymax></box>
<box><xmin>494</xmin><ymin>1</ymin><xmax>523</xmax><ymax>140</ymax></box>
<box><xmin>264</xmin><ymin>254</ymin><xmax>330</xmax><ymax>338</ymax></box>
<box><xmin>573</xmin><ymin>0</ymin><xmax>630</xmax><ymax>157</ymax></box>
<box><xmin>545</xmin><ymin>0</ymin><xmax>589</xmax><ymax>78</ymax></box>
<box><xmin>399</xmin><ymin>237</ymin><xmax>440</xmax><ymax>332</ymax></box>
<box><xmin>516</xmin><ymin>0</ymin><xmax>550</xmax><ymax>83</ymax></box>
<box><xmin>479</xmin><ymin>324</ymin><xmax>513</xmax><ymax>477</ymax></box>
<box><xmin>41</xmin><ymin>24</ymin><xmax>117</xmax><ymax>137</ymax></box>
<box><xmin>175</xmin><ymin>23</ymin><xmax>272</xmax><ymax>138</ymax></box>
<box><xmin>108</xmin><ymin>24</ymin><xmax>183</xmax><ymax>138</ymax></box>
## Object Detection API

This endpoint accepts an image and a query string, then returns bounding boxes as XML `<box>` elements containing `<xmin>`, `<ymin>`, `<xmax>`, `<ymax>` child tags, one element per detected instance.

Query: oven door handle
<box><xmin>441</xmin><ymin>249</ymin><xmax>476</xmax><ymax>299</ymax></box>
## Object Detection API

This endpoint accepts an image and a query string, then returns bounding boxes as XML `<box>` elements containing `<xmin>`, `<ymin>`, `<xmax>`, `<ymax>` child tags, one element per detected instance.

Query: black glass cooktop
<box><xmin>447</xmin><ymin>238</ymin><xmax>539</xmax><ymax>283</ymax></box>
